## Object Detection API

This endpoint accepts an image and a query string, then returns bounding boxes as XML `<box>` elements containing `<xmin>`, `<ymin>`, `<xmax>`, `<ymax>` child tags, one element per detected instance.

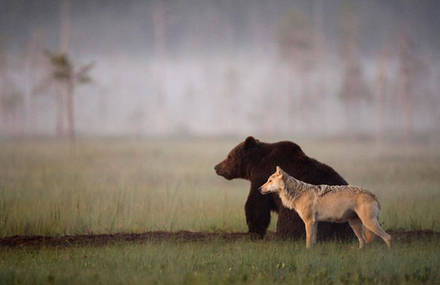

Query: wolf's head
<box><xmin>259</xmin><ymin>166</ymin><xmax>286</xmax><ymax>194</ymax></box>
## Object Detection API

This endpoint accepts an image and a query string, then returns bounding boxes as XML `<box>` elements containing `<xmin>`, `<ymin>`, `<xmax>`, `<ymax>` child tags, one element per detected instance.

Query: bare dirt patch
<box><xmin>0</xmin><ymin>230</ymin><xmax>438</xmax><ymax>248</ymax></box>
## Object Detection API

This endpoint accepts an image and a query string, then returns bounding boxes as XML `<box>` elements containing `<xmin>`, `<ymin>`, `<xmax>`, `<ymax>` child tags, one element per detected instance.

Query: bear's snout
<box><xmin>214</xmin><ymin>162</ymin><xmax>233</xmax><ymax>180</ymax></box>
<box><xmin>214</xmin><ymin>163</ymin><xmax>224</xmax><ymax>175</ymax></box>
<box><xmin>214</xmin><ymin>163</ymin><xmax>220</xmax><ymax>173</ymax></box>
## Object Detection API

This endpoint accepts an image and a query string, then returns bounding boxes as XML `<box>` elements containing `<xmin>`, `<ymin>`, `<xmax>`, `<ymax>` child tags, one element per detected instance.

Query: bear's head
<box><xmin>214</xmin><ymin>136</ymin><xmax>260</xmax><ymax>180</ymax></box>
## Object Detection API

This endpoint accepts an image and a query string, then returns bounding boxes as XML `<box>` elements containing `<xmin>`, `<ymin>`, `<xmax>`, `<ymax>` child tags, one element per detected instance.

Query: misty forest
<box><xmin>1</xmin><ymin>0</ymin><xmax>439</xmax><ymax>139</ymax></box>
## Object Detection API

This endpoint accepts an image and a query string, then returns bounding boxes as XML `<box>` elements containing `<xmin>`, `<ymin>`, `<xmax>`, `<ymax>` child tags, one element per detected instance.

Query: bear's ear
<box><xmin>244</xmin><ymin>136</ymin><xmax>257</xmax><ymax>150</ymax></box>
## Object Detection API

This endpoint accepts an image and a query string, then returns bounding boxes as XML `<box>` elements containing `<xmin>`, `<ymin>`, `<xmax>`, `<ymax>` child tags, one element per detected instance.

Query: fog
<box><xmin>1</xmin><ymin>0</ymin><xmax>439</xmax><ymax>138</ymax></box>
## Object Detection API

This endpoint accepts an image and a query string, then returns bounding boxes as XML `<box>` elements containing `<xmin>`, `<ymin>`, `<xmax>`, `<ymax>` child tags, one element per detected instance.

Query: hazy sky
<box><xmin>2</xmin><ymin>0</ymin><xmax>439</xmax><ymax>56</ymax></box>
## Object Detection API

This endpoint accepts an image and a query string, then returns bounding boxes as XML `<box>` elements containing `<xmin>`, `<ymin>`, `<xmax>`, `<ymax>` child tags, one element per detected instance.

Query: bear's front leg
<box><xmin>245</xmin><ymin>187</ymin><xmax>271</xmax><ymax>239</ymax></box>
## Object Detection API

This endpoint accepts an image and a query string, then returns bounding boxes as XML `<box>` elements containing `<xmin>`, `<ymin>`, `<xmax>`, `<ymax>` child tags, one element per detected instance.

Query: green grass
<box><xmin>1</xmin><ymin>239</ymin><xmax>439</xmax><ymax>284</ymax></box>
<box><xmin>1</xmin><ymin>138</ymin><xmax>440</xmax><ymax>284</ymax></box>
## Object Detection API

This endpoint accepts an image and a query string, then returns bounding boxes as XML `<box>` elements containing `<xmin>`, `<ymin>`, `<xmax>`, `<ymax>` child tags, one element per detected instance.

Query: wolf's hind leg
<box><xmin>357</xmin><ymin>202</ymin><xmax>391</xmax><ymax>248</ymax></box>
<box><xmin>359</xmin><ymin>217</ymin><xmax>391</xmax><ymax>248</ymax></box>
<box><xmin>348</xmin><ymin>218</ymin><xmax>365</xmax><ymax>249</ymax></box>
<box><xmin>362</xmin><ymin>226</ymin><xmax>376</xmax><ymax>244</ymax></box>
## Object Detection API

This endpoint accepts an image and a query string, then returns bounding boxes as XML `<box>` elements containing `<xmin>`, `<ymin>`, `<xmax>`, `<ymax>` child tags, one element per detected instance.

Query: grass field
<box><xmin>1</xmin><ymin>138</ymin><xmax>439</xmax><ymax>284</ymax></box>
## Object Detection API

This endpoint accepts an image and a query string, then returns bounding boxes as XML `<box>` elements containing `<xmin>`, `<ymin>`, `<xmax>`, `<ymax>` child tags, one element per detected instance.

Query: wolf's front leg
<box><xmin>348</xmin><ymin>218</ymin><xmax>365</xmax><ymax>249</ymax></box>
<box><xmin>305</xmin><ymin>221</ymin><xmax>317</xmax><ymax>248</ymax></box>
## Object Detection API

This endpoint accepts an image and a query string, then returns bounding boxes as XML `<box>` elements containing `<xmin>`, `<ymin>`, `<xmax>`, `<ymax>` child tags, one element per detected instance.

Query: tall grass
<box><xmin>0</xmin><ymin>138</ymin><xmax>439</xmax><ymax>237</ymax></box>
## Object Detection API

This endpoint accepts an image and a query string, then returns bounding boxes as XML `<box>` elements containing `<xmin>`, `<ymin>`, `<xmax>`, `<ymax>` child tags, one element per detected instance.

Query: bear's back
<box><xmin>255</xmin><ymin>140</ymin><xmax>347</xmax><ymax>187</ymax></box>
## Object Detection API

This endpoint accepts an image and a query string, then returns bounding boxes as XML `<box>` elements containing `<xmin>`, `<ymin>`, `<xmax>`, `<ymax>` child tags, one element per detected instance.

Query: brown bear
<box><xmin>214</xmin><ymin>136</ymin><xmax>353</xmax><ymax>240</ymax></box>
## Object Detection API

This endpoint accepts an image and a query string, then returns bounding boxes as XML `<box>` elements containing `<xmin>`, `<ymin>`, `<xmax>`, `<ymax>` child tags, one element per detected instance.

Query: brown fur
<box><xmin>214</xmin><ymin>136</ymin><xmax>353</xmax><ymax>239</ymax></box>
<box><xmin>260</xmin><ymin>167</ymin><xmax>392</xmax><ymax>248</ymax></box>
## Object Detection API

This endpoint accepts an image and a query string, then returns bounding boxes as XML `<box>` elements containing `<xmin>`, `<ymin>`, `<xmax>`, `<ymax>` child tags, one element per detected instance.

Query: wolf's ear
<box><xmin>244</xmin><ymin>136</ymin><xmax>258</xmax><ymax>150</ymax></box>
<box><xmin>276</xmin><ymin>166</ymin><xmax>282</xmax><ymax>174</ymax></box>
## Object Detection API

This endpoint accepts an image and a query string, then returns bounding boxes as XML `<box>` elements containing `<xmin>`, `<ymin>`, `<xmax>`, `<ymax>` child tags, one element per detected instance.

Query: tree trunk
<box><xmin>55</xmin><ymin>84</ymin><xmax>65</xmax><ymax>137</ymax></box>
<box><xmin>153</xmin><ymin>0</ymin><xmax>166</xmax><ymax>134</ymax></box>
<box><xmin>66</xmin><ymin>80</ymin><xmax>74</xmax><ymax>142</ymax></box>
<box><xmin>398</xmin><ymin>34</ymin><xmax>414</xmax><ymax>143</ymax></box>
<box><xmin>375</xmin><ymin>49</ymin><xmax>389</xmax><ymax>144</ymax></box>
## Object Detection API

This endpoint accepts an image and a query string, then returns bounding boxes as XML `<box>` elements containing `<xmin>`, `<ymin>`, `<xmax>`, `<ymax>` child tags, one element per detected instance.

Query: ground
<box><xmin>0</xmin><ymin>138</ymin><xmax>439</xmax><ymax>283</ymax></box>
